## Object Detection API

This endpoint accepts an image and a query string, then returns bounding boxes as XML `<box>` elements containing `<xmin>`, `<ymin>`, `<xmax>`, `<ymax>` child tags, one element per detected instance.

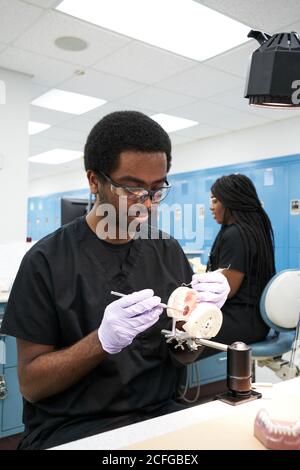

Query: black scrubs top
<box><xmin>207</xmin><ymin>223</ymin><xmax>269</xmax><ymax>346</ymax></box>
<box><xmin>0</xmin><ymin>217</ymin><xmax>193</xmax><ymax>449</ymax></box>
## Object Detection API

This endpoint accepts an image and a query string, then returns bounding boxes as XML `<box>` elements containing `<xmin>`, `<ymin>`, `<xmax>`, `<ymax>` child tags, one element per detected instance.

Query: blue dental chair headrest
<box><xmin>260</xmin><ymin>269</ymin><xmax>300</xmax><ymax>332</ymax></box>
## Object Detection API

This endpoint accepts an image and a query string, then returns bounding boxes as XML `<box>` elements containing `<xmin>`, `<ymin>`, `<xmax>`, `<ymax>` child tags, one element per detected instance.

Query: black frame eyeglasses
<box><xmin>96</xmin><ymin>170</ymin><xmax>171</xmax><ymax>204</ymax></box>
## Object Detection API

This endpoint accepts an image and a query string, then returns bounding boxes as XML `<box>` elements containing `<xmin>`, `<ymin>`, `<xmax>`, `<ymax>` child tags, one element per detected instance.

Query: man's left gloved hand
<box><xmin>191</xmin><ymin>271</ymin><xmax>230</xmax><ymax>309</ymax></box>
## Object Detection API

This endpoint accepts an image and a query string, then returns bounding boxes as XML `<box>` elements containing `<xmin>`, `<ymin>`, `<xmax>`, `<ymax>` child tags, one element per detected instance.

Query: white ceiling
<box><xmin>0</xmin><ymin>0</ymin><xmax>300</xmax><ymax>181</ymax></box>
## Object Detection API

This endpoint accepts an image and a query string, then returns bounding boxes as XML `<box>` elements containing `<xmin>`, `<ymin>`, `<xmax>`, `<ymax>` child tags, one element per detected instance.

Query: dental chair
<box><xmin>251</xmin><ymin>269</ymin><xmax>300</xmax><ymax>381</ymax></box>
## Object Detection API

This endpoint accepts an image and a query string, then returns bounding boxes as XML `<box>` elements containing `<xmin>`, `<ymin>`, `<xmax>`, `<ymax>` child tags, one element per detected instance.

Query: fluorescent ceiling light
<box><xmin>151</xmin><ymin>113</ymin><xmax>198</xmax><ymax>133</ymax></box>
<box><xmin>31</xmin><ymin>89</ymin><xmax>106</xmax><ymax>115</ymax></box>
<box><xmin>28</xmin><ymin>121</ymin><xmax>51</xmax><ymax>135</ymax></box>
<box><xmin>57</xmin><ymin>0</ymin><xmax>250</xmax><ymax>61</ymax></box>
<box><xmin>29</xmin><ymin>149</ymin><xmax>83</xmax><ymax>165</ymax></box>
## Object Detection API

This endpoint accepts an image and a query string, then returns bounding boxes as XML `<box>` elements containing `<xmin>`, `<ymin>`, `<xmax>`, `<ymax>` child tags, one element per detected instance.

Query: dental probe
<box><xmin>110</xmin><ymin>291</ymin><xmax>183</xmax><ymax>314</ymax></box>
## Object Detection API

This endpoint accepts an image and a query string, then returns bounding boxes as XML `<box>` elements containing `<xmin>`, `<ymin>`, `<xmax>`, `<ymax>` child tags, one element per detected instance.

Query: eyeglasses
<box><xmin>96</xmin><ymin>170</ymin><xmax>171</xmax><ymax>203</ymax></box>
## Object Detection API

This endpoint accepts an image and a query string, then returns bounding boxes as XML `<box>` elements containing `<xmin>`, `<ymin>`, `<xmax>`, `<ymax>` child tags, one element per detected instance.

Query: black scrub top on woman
<box><xmin>207</xmin><ymin>223</ymin><xmax>269</xmax><ymax>347</ymax></box>
<box><xmin>0</xmin><ymin>217</ymin><xmax>193</xmax><ymax>449</ymax></box>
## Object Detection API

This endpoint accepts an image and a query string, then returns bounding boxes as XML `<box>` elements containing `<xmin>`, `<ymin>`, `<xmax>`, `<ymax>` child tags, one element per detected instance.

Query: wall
<box><xmin>28</xmin><ymin>114</ymin><xmax>300</xmax><ymax>197</ymax></box>
<box><xmin>0</xmin><ymin>68</ymin><xmax>30</xmax><ymax>243</ymax></box>
<box><xmin>171</xmin><ymin>114</ymin><xmax>300</xmax><ymax>174</ymax></box>
<box><xmin>29</xmin><ymin>167</ymin><xmax>89</xmax><ymax>198</ymax></box>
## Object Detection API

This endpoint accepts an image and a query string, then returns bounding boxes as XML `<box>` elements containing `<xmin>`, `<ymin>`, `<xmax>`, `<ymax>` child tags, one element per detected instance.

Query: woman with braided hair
<box><xmin>201</xmin><ymin>173</ymin><xmax>275</xmax><ymax>351</ymax></box>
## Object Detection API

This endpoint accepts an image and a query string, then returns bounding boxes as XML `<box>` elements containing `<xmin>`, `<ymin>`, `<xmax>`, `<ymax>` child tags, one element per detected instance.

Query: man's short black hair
<box><xmin>84</xmin><ymin>110</ymin><xmax>172</xmax><ymax>175</ymax></box>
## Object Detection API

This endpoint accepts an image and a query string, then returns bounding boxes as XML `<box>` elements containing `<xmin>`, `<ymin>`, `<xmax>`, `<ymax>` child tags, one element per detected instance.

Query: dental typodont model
<box><xmin>162</xmin><ymin>286</ymin><xmax>223</xmax><ymax>350</ymax></box>
<box><xmin>254</xmin><ymin>409</ymin><xmax>300</xmax><ymax>450</ymax></box>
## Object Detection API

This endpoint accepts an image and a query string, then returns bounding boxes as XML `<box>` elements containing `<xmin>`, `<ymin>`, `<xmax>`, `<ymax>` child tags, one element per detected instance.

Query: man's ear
<box><xmin>86</xmin><ymin>170</ymin><xmax>99</xmax><ymax>195</ymax></box>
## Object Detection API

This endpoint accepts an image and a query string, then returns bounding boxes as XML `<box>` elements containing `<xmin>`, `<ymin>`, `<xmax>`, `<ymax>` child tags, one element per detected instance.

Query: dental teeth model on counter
<box><xmin>254</xmin><ymin>409</ymin><xmax>300</xmax><ymax>450</ymax></box>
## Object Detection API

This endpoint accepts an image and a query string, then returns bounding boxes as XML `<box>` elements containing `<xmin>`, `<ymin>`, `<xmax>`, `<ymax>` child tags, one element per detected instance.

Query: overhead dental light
<box><xmin>245</xmin><ymin>30</ymin><xmax>300</xmax><ymax>108</ymax></box>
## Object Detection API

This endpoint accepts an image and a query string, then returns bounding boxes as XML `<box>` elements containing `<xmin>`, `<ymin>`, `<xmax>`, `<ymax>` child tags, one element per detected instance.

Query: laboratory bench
<box><xmin>52</xmin><ymin>378</ymin><xmax>300</xmax><ymax>450</ymax></box>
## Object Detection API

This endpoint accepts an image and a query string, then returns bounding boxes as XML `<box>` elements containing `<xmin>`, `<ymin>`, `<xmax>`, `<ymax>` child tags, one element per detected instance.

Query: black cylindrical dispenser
<box><xmin>227</xmin><ymin>341</ymin><xmax>252</xmax><ymax>396</ymax></box>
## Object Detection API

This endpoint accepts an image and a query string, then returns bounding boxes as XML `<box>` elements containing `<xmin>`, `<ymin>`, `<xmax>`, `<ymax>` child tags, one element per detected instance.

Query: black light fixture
<box><xmin>245</xmin><ymin>30</ymin><xmax>300</xmax><ymax>108</ymax></box>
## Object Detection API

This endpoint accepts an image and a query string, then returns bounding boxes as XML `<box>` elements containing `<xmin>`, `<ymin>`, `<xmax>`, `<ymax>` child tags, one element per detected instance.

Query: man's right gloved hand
<box><xmin>98</xmin><ymin>289</ymin><xmax>163</xmax><ymax>354</ymax></box>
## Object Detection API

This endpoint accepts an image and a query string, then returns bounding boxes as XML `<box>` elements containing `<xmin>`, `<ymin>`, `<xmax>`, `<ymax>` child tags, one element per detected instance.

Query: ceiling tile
<box><xmin>29</xmin><ymin>135</ymin><xmax>84</xmax><ymax>156</ymax></box>
<box><xmin>38</xmin><ymin>126</ymin><xmax>88</xmax><ymax>144</ymax></box>
<box><xmin>30</xmin><ymin>105</ymin><xmax>72</xmax><ymax>126</ymax></box>
<box><xmin>205</xmin><ymin>41</ymin><xmax>257</xmax><ymax>78</ymax></box>
<box><xmin>171</xmin><ymin>100</ymin><xmax>271</xmax><ymax>130</ymax></box>
<box><xmin>0</xmin><ymin>0</ymin><xmax>43</xmax><ymax>44</ymax></box>
<box><xmin>93</xmin><ymin>41</ymin><xmax>197</xmax><ymax>85</ymax></box>
<box><xmin>0</xmin><ymin>47</ymin><xmax>78</xmax><ymax>86</ymax></box>
<box><xmin>29</xmin><ymin>157</ymin><xmax>85</xmax><ymax>181</ymax></box>
<box><xmin>117</xmin><ymin>87</ymin><xmax>196</xmax><ymax>113</ymax></box>
<box><xmin>14</xmin><ymin>10</ymin><xmax>131</xmax><ymax>67</ymax></box>
<box><xmin>84</xmin><ymin>102</ymin><xmax>155</xmax><ymax>119</ymax></box>
<box><xmin>21</xmin><ymin>0</ymin><xmax>61</xmax><ymax>8</ymax></box>
<box><xmin>62</xmin><ymin>102</ymin><xmax>156</xmax><ymax>133</ymax></box>
<box><xmin>196</xmin><ymin>0</ymin><xmax>300</xmax><ymax>32</ymax></box>
<box><xmin>30</xmin><ymin>82</ymin><xmax>50</xmax><ymax>100</ymax></box>
<box><xmin>170</xmin><ymin>134</ymin><xmax>195</xmax><ymax>146</ymax></box>
<box><xmin>62</xmin><ymin>108</ymin><xmax>129</xmax><ymax>133</ymax></box>
<box><xmin>59</xmin><ymin>69</ymin><xmax>145</xmax><ymax>101</ymax></box>
<box><xmin>174</xmin><ymin>123</ymin><xmax>228</xmax><ymax>139</ymax></box>
<box><xmin>157</xmin><ymin>64</ymin><xmax>244</xmax><ymax>99</ymax></box>
<box><xmin>57</xmin><ymin>114</ymin><xmax>101</xmax><ymax>133</ymax></box>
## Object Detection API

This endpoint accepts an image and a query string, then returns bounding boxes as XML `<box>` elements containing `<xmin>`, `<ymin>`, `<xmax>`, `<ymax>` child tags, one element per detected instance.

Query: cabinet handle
<box><xmin>0</xmin><ymin>375</ymin><xmax>8</xmax><ymax>400</ymax></box>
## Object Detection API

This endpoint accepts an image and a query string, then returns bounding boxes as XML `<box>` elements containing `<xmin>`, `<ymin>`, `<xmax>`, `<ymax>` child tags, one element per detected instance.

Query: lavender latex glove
<box><xmin>190</xmin><ymin>271</ymin><xmax>230</xmax><ymax>309</ymax></box>
<box><xmin>98</xmin><ymin>289</ymin><xmax>163</xmax><ymax>354</ymax></box>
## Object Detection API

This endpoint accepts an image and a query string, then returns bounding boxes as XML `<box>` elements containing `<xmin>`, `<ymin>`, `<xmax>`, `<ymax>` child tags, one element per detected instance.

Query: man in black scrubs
<box><xmin>1</xmin><ymin>111</ymin><xmax>229</xmax><ymax>449</ymax></box>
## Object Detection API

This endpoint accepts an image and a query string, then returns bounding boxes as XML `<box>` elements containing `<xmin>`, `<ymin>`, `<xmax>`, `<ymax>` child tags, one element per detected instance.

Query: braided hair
<box><xmin>84</xmin><ymin>110</ymin><xmax>172</xmax><ymax>176</ymax></box>
<box><xmin>211</xmin><ymin>174</ymin><xmax>275</xmax><ymax>295</ymax></box>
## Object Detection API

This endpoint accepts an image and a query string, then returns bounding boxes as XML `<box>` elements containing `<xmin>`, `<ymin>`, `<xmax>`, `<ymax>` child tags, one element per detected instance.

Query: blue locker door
<box><xmin>202</xmin><ymin>173</ymin><xmax>223</xmax><ymax>265</ymax></box>
<box><xmin>288</xmin><ymin>162</ymin><xmax>300</xmax><ymax>269</ymax></box>
<box><xmin>55</xmin><ymin>197</ymin><xmax>61</xmax><ymax>229</ymax></box>
<box><xmin>178</xmin><ymin>175</ymin><xmax>198</xmax><ymax>247</ymax></box>
<box><xmin>288</xmin><ymin>162</ymin><xmax>300</xmax><ymax>254</ymax></box>
<box><xmin>27</xmin><ymin>199</ymin><xmax>34</xmax><ymax>239</ymax></box>
<box><xmin>41</xmin><ymin>197</ymin><xmax>49</xmax><ymax>238</ymax></box>
<box><xmin>4</xmin><ymin>336</ymin><xmax>17</xmax><ymax>367</ymax></box>
<box><xmin>159</xmin><ymin>175</ymin><xmax>177</xmax><ymax>238</ymax></box>
<box><xmin>193</xmin><ymin>172</ymin><xmax>206</xmax><ymax>251</ymax></box>
<box><xmin>35</xmin><ymin>197</ymin><xmax>44</xmax><ymax>241</ymax></box>
<box><xmin>160</xmin><ymin>175</ymin><xmax>198</xmax><ymax>246</ymax></box>
<box><xmin>248</xmin><ymin>165</ymin><xmax>288</xmax><ymax>271</ymax></box>
<box><xmin>28</xmin><ymin>198</ymin><xmax>37</xmax><ymax>240</ymax></box>
<box><xmin>289</xmin><ymin>247</ymin><xmax>300</xmax><ymax>268</ymax></box>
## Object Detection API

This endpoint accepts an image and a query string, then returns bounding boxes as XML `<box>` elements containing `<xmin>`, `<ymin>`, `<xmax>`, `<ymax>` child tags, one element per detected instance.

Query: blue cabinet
<box><xmin>0</xmin><ymin>303</ymin><xmax>24</xmax><ymax>439</ymax></box>
<box><xmin>288</xmin><ymin>163</ymin><xmax>300</xmax><ymax>252</ymax></box>
<box><xmin>248</xmin><ymin>165</ymin><xmax>288</xmax><ymax>271</ymax></box>
<box><xmin>1</xmin><ymin>367</ymin><xmax>23</xmax><ymax>434</ymax></box>
<box><xmin>289</xmin><ymin>247</ymin><xmax>300</xmax><ymax>269</ymax></box>
<box><xmin>189</xmin><ymin>352</ymin><xmax>227</xmax><ymax>387</ymax></box>
<box><xmin>27</xmin><ymin>188</ymin><xmax>90</xmax><ymax>241</ymax></box>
